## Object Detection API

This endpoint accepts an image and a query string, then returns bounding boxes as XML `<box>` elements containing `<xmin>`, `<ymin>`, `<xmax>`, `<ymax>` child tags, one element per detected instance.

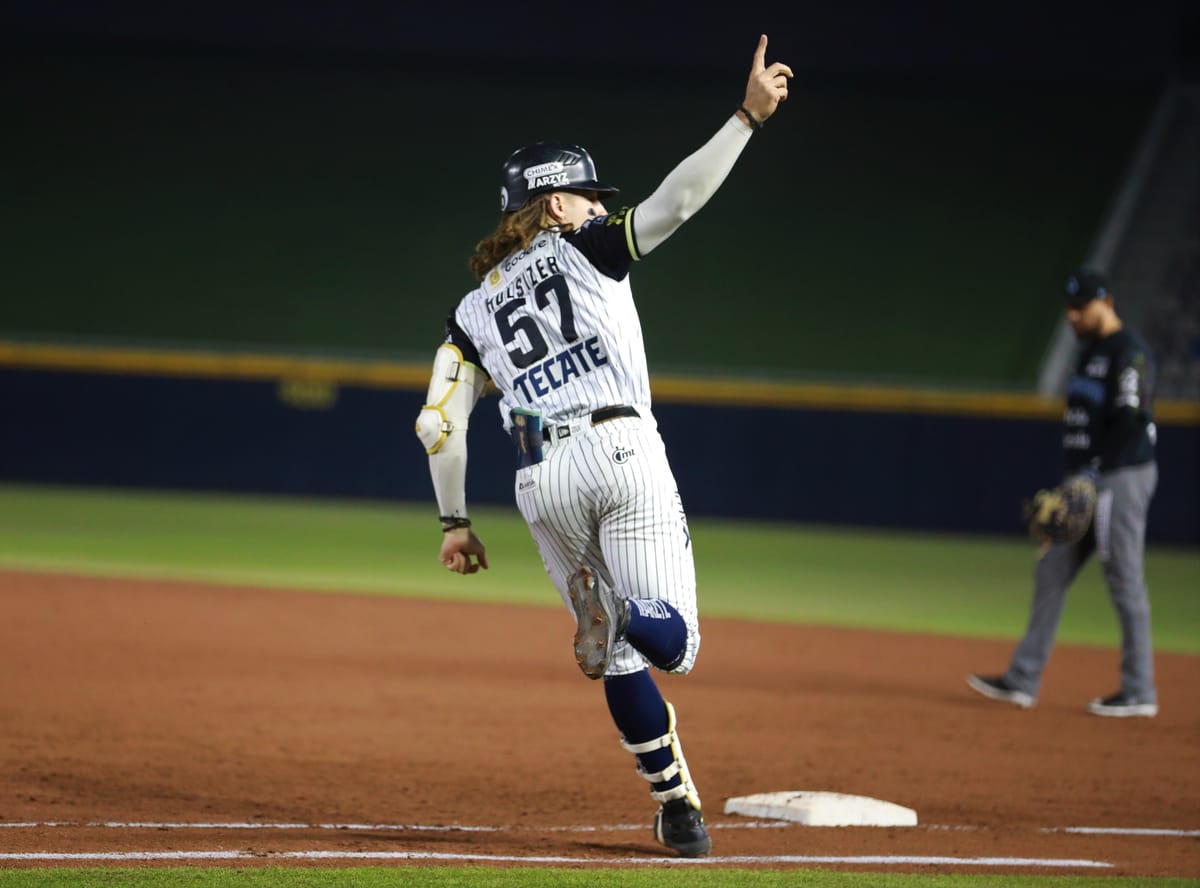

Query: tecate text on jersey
<box><xmin>512</xmin><ymin>336</ymin><xmax>610</xmax><ymax>402</ymax></box>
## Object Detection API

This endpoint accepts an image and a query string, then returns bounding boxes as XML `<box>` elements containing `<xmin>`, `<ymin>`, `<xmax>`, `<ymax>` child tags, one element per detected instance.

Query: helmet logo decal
<box><xmin>523</xmin><ymin>161</ymin><xmax>566</xmax><ymax>180</ymax></box>
<box><xmin>529</xmin><ymin>172</ymin><xmax>571</xmax><ymax>189</ymax></box>
<box><xmin>524</xmin><ymin>160</ymin><xmax>574</xmax><ymax>191</ymax></box>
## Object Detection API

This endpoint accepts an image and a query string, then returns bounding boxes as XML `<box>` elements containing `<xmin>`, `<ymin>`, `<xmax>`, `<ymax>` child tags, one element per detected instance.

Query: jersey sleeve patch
<box><xmin>562</xmin><ymin>208</ymin><xmax>637</xmax><ymax>280</ymax></box>
<box><xmin>1113</xmin><ymin>344</ymin><xmax>1154</xmax><ymax>411</ymax></box>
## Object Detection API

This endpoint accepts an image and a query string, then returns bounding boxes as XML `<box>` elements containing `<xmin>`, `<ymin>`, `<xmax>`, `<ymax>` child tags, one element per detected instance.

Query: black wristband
<box><xmin>738</xmin><ymin>104</ymin><xmax>762</xmax><ymax>131</ymax></box>
<box><xmin>440</xmin><ymin>516</ymin><xmax>472</xmax><ymax>532</ymax></box>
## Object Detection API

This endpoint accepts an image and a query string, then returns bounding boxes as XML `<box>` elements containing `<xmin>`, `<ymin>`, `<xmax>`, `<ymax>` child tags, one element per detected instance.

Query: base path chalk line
<box><xmin>0</xmin><ymin>821</ymin><xmax>501</xmax><ymax>832</ymax></box>
<box><xmin>0</xmin><ymin>820</ymin><xmax>785</xmax><ymax>834</ymax></box>
<box><xmin>0</xmin><ymin>850</ymin><xmax>1114</xmax><ymax>868</ymax></box>
<box><xmin>1</xmin><ymin>820</ymin><xmax>1191</xmax><ymax>836</ymax></box>
<box><xmin>1043</xmin><ymin>826</ymin><xmax>1200</xmax><ymax>838</ymax></box>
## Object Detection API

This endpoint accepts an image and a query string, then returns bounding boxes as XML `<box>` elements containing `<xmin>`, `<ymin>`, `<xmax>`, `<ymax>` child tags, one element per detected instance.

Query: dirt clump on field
<box><xmin>1</xmin><ymin>570</ymin><xmax>1197</xmax><ymax>877</ymax></box>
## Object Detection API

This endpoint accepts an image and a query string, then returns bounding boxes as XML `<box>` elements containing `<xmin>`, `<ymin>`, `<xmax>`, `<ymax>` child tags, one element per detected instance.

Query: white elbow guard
<box><xmin>415</xmin><ymin>344</ymin><xmax>487</xmax><ymax>454</ymax></box>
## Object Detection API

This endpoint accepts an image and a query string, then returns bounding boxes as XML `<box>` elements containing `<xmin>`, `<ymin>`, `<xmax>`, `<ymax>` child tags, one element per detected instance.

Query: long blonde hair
<box><xmin>468</xmin><ymin>196</ymin><xmax>573</xmax><ymax>282</ymax></box>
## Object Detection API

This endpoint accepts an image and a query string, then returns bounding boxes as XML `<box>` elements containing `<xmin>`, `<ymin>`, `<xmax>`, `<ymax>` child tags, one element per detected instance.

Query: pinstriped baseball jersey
<box><xmin>447</xmin><ymin>208</ymin><xmax>653</xmax><ymax>432</ymax></box>
<box><xmin>444</xmin><ymin>206</ymin><xmax>699</xmax><ymax>677</ymax></box>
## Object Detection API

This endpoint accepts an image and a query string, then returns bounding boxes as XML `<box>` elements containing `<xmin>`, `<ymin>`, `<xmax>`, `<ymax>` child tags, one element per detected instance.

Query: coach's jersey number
<box><xmin>494</xmin><ymin>274</ymin><xmax>579</xmax><ymax>369</ymax></box>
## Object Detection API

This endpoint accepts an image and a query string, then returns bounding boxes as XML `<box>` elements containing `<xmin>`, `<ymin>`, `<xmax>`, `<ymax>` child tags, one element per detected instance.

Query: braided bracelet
<box><xmin>440</xmin><ymin>516</ymin><xmax>472</xmax><ymax>532</ymax></box>
<box><xmin>738</xmin><ymin>104</ymin><xmax>763</xmax><ymax>131</ymax></box>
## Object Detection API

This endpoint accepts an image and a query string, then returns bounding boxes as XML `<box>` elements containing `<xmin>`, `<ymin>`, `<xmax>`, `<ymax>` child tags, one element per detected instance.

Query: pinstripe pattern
<box><xmin>454</xmin><ymin>234</ymin><xmax>652</xmax><ymax>433</ymax></box>
<box><xmin>452</xmin><ymin>218</ymin><xmax>700</xmax><ymax>677</ymax></box>
<box><xmin>515</xmin><ymin>415</ymin><xmax>699</xmax><ymax>676</ymax></box>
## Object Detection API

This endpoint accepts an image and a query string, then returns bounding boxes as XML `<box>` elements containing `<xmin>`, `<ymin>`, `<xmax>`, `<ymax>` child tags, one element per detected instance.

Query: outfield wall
<box><xmin>2</xmin><ymin>50</ymin><xmax>1157</xmax><ymax>390</ymax></box>
<box><xmin>3</xmin><ymin>356</ymin><xmax>1196</xmax><ymax>545</ymax></box>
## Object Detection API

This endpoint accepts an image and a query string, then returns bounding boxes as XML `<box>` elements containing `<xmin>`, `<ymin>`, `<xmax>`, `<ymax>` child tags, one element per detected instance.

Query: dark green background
<box><xmin>3</xmin><ymin>50</ymin><xmax>1156</xmax><ymax>387</ymax></box>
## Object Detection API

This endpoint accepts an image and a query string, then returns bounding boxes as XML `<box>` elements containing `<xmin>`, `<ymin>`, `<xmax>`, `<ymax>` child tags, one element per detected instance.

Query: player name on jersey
<box><xmin>484</xmin><ymin>249</ymin><xmax>560</xmax><ymax>313</ymax></box>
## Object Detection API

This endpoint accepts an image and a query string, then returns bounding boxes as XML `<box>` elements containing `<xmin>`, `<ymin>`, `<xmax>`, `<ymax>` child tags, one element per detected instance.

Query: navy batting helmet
<box><xmin>499</xmin><ymin>141</ymin><xmax>619</xmax><ymax>212</ymax></box>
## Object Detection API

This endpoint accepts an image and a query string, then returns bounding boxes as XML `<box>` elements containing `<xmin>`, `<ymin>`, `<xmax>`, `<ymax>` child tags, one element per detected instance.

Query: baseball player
<box><xmin>968</xmin><ymin>268</ymin><xmax>1160</xmax><ymax>717</ymax></box>
<box><xmin>414</xmin><ymin>36</ymin><xmax>792</xmax><ymax>855</ymax></box>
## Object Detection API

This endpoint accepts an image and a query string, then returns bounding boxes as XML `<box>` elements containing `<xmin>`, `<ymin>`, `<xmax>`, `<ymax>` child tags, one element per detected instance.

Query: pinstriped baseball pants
<box><xmin>514</xmin><ymin>413</ymin><xmax>700</xmax><ymax>676</ymax></box>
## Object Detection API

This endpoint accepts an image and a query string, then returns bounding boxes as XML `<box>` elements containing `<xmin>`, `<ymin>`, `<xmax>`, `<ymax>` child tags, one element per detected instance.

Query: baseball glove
<box><xmin>1023</xmin><ymin>473</ymin><xmax>1097</xmax><ymax>546</ymax></box>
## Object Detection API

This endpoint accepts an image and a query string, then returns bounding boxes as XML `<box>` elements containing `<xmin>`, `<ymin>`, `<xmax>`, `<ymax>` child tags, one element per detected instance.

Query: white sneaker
<box><xmin>1087</xmin><ymin>692</ymin><xmax>1158</xmax><ymax>718</ymax></box>
<box><xmin>966</xmin><ymin>674</ymin><xmax>1035</xmax><ymax>709</ymax></box>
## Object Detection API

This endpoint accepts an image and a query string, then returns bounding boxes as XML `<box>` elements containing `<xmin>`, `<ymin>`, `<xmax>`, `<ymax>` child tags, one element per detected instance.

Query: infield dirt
<box><xmin>1</xmin><ymin>570</ymin><xmax>1197</xmax><ymax>877</ymax></box>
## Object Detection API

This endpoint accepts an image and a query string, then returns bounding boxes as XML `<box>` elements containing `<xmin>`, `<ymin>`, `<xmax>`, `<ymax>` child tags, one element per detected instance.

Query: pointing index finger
<box><xmin>752</xmin><ymin>34</ymin><xmax>767</xmax><ymax>73</ymax></box>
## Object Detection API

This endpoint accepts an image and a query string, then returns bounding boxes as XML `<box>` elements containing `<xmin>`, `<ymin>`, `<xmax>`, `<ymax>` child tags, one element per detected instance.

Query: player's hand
<box><xmin>439</xmin><ymin>528</ymin><xmax>489</xmax><ymax>574</ymax></box>
<box><xmin>742</xmin><ymin>34</ymin><xmax>793</xmax><ymax>125</ymax></box>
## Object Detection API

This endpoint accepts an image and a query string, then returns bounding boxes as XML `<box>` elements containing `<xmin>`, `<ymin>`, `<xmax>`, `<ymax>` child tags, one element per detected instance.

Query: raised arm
<box><xmin>633</xmin><ymin>34</ymin><xmax>793</xmax><ymax>256</ymax></box>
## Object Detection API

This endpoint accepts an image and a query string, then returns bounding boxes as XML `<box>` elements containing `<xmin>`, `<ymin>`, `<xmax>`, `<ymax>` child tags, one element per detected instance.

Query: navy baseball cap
<box><xmin>1064</xmin><ymin>268</ymin><xmax>1109</xmax><ymax>307</ymax></box>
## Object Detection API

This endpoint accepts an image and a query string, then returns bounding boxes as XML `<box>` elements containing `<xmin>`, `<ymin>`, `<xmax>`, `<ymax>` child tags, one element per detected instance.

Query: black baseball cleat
<box><xmin>966</xmin><ymin>674</ymin><xmax>1035</xmax><ymax>709</ymax></box>
<box><xmin>1087</xmin><ymin>691</ymin><xmax>1158</xmax><ymax>718</ymax></box>
<box><xmin>654</xmin><ymin>798</ymin><xmax>712</xmax><ymax>858</ymax></box>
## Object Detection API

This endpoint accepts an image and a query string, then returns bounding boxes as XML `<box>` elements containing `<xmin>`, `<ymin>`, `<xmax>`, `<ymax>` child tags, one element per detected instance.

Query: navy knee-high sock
<box><xmin>604</xmin><ymin>669</ymin><xmax>681</xmax><ymax>796</ymax></box>
<box><xmin>624</xmin><ymin>599</ymin><xmax>688</xmax><ymax>671</ymax></box>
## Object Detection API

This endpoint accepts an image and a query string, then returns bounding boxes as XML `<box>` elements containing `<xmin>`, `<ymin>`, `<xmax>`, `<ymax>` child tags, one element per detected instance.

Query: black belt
<box><xmin>547</xmin><ymin>405</ymin><xmax>639</xmax><ymax>443</ymax></box>
<box><xmin>591</xmin><ymin>405</ymin><xmax>640</xmax><ymax>424</ymax></box>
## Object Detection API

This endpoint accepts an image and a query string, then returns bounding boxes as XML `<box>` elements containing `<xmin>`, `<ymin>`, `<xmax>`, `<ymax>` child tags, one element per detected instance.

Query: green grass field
<box><xmin>1</xmin><ymin>484</ymin><xmax>1196</xmax><ymax>652</ymax></box>
<box><xmin>1</xmin><ymin>483</ymin><xmax>1196</xmax><ymax>888</ymax></box>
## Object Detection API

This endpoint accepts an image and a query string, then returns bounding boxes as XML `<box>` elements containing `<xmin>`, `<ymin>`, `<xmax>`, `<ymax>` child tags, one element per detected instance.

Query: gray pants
<box><xmin>1006</xmin><ymin>461</ymin><xmax>1158</xmax><ymax>702</ymax></box>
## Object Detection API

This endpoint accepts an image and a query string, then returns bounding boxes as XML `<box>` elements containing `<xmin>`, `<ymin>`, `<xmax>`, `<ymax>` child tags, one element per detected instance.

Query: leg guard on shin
<box><xmin>605</xmin><ymin>673</ymin><xmax>709</xmax><ymax>857</ymax></box>
<box><xmin>605</xmin><ymin>672</ymin><xmax>694</xmax><ymax>804</ymax></box>
<box><xmin>622</xmin><ymin>700</ymin><xmax>710</xmax><ymax>857</ymax></box>
<box><xmin>620</xmin><ymin>700</ymin><xmax>701</xmax><ymax>810</ymax></box>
